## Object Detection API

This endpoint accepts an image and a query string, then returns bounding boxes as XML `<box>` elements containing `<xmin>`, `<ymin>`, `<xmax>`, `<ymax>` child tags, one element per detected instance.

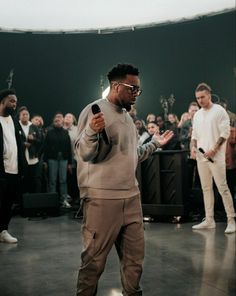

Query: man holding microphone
<box><xmin>75</xmin><ymin>63</ymin><xmax>173</xmax><ymax>296</ymax></box>
<box><xmin>191</xmin><ymin>82</ymin><xmax>236</xmax><ymax>234</ymax></box>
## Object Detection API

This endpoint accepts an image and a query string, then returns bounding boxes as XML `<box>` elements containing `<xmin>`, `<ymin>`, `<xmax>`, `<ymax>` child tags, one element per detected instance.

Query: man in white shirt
<box><xmin>0</xmin><ymin>89</ymin><xmax>25</xmax><ymax>243</ymax></box>
<box><xmin>191</xmin><ymin>83</ymin><xmax>236</xmax><ymax>234</ymax></box>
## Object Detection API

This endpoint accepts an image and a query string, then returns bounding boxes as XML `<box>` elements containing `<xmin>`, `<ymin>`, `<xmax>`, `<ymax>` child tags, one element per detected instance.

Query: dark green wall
<box><xmin>0</xmin><ymin>11</ymin><xmax>235</xmax><ymax>124</ymax></box>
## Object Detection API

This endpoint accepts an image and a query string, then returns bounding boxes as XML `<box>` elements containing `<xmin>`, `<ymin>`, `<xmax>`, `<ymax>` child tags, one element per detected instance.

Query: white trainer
<box><xmin>62</xmin><ymin>200</ymin><xmax>72</xmax><ymax>208</ymax></box>
<box><xmin>225</xmin><ymin>219</ymin><xmax>236</xmax><ymax>234</ymax></box>
<box><xmin>192</xmin><ymin>219</ymin><xmax>216</xmax><ymax>230</ymax></box>
<box><xmin>0</xmin><ymin>230</ymin><xmax>18</xmax><ymax>243</ymax></box>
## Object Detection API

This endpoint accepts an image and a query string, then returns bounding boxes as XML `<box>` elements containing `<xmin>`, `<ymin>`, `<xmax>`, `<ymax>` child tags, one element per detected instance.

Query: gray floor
<box><xmin>0</xmin><ymin>213</ymin><xmax>235</xmax><ymax>296</ymax></box>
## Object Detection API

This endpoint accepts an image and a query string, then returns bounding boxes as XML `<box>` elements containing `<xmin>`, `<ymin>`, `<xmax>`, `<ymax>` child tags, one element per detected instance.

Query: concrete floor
<box><xmin>0</xmin><ymin>213</ymin><xmax>235</xmax><ymax>296</ymax></box>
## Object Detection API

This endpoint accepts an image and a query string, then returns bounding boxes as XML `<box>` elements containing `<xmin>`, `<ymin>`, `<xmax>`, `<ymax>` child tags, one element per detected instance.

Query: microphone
<box><xmin>198</xmin><ymin>147</ymin><xmax>214</xmax><ymax>163</ymax></box>
<box><xmin>91</xmin><ymin>104</ymin><xmax>109</xmax><ymax>145</ymax></box>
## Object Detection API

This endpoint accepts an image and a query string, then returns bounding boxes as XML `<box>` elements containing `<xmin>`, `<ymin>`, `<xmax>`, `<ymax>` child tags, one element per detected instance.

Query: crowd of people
<box><xmin>0</xmin><ymin>63</ymin><xmax>236</xmax><ymax>295</ymax></box>
<box><xmin>0</xmin><ymin>92</ymin><xmax>80</xmax><ymax>243</ymax></box>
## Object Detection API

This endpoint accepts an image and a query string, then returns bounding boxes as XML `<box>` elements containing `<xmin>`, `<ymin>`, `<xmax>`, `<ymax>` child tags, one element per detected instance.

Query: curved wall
<box><xmin>0</xmin><ymin>11</ymin><xmax>235</xmax><ymax>123</ymax></box>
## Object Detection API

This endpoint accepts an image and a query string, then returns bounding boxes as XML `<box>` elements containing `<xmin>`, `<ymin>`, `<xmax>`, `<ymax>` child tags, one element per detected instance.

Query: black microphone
<box><xmin>198</xmin><ymin>147</ymin><xmax>214</xmax><ymax>163</ymax></box>
<box><xmin>91</xmin><ymin>104</ymin><xmax>109</xmax><ymax>145</ymax></box>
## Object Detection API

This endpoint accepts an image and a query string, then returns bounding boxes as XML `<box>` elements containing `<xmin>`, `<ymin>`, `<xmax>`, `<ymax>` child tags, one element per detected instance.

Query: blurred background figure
<box><xmin>134</xmin><ymin>118</ymin><xmax>149</xmax><ymax>145</ymax></box>
<box><xmin>218</xmin><ymin>99</ymin><xmax>236</xmax><ymax>205</ymax></box>
<box><xmin>179</xmin><ymin>102</ymin><xmax>199</xmax><ymax>150</ymax></box>
<box><xmin>18</xmin><ymin>106</ymin><xmax>42</xmax><ymax>193</ymax></box>
<box><xmin>43</xmin><ymin>113</ymin><xmax>72</xmax><ymax>208</ymax></box>
<box><xmin>31</xmin><ymin>114</ymin><xmax>47</xmax><ymax>192</ymax></box>
<box><xmin>146</xmin><ymin>113</ymin><xmax>156</xmax><ymax>123</ymax></box>
<box><xmin>128</xmin><ymin>104</ymin><xmax>138</xmax><ymax>122</ymax></box>
<box><xmin>63</xmin><ymin>112</ymin><xmax>80</xmax><ymax>205</ymax></box>
<box><xmin>156</xmin><ymin>115</ymin><xmax>180</xmax><ymax>150</ymax></box>
<box><xmin>167</xmin><ymin>113</ymin><xmax>179</xmax><ymax>128</ymax></box>
<box><xmin>143</xmin><ymin>121</ymin><xmax>160</xmax><ymax>144</ymax></box>
<box><xmin>178</xmin><ymin>112</ymin><xmax>190</xmax><ymax>129</ymax></box>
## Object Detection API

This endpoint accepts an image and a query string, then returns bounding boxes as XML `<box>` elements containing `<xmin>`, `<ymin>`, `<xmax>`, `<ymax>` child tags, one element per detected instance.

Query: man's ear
<box><xmin>111</xmin><ymin>82</ymin><xmax>119</xmax><ymax>93</ymax></box>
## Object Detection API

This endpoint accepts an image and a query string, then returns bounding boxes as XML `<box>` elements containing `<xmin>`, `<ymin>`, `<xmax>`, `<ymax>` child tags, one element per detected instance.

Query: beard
<box><xmin>5</xmin><ymin>107</ymin><xmax>16</xmax><ymax>117</ymax></box>
<box><xmin>122</xmin><ymin>103</ymin><xmax>132</xmax><ymax>112</ymax></box>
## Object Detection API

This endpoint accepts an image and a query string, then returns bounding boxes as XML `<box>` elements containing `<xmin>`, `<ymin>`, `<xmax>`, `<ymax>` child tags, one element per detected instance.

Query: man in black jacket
<box><xmin>0</xmin><ymin>89</ymin><xmax>25</xmax><ymax>243</ymax></box>
<box><xmin>18</xmin><ymin>106</ymin><xmax>43</xmax><ymax>193</ymax></box>
<box><xmin>43</xmin><ymin>114</ymin><xmax>72</xmax><ymax>208</ymax></box>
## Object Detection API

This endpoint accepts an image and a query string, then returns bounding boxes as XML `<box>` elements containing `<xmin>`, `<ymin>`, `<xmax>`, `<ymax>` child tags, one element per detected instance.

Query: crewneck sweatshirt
<box><xmin>192</xmin><ymin>103</ymin><xmax>230</xmax><ymax>162</ymax></box>
<box><xmin>75</xmin><ymin>98</ymin><xmax>161</xmax><ymax>199</ymax></box>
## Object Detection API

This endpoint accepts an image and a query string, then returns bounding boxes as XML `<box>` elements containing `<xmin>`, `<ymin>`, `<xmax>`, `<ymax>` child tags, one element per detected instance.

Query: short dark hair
<box><xmin>18</xmin><ymin>106</ymin><xmax>29</xmax><ymax>118</ymax></box>
<box><xmin>195</xmin><ymin>83</ymin><xmax>212</xmax><ymax>93</ymax></box>
<box><xmin>0</xmin><ymin>88</ymin><xmax>16</xmax><ymax>102</ymax></box>
<box><xmin>18</xmin><ymin>106</ymin><xmax>28</xmax><ymax>113</ymax></box>
<box><xmin>188</xmin><ymin>101</ymin><xmax>199</xmax><ymax>108</ymax></box>
<box><xmin>107</xmin><ymin>64</ymin><xmax>139</xmax><ymax>82</ymax></box>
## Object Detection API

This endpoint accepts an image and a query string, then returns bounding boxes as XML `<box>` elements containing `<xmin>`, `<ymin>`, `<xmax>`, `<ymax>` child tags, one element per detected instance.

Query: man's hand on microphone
<box><xmin>204</xmin><ymin>149</ymin><xmax>217</xmax><ymax>159</ymax></box>
<box><xmin>90</xmin><ymin>113</ymin><xmax>105</xmax><ymax>133</ymax></box>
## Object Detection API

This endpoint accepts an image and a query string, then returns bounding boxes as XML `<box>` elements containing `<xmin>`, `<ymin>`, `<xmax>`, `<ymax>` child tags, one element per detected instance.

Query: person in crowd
<box><xmin>225</xmin><ymin>123</ymin><xmax>236</xmax><ymax>203</ymax></box>
<box><xmin>0</xmin><ymin>89</ymin><xmax>25</xmax><ymax>243</ymax></box>
<box><xmin>177</xmin><ymin>112</ymin><xmax>190</xmax><ymax>129</ymax></box>
<box><xmin>31</xmin><ymin>114</ymin><xmax>47</xmax><ymax>192</ymax></box>
<box><xmin>156</xmin><ymin>115</ymin><xmax>181</xmax><ymax>150</ymax></box>
<box><xmin>31</xmin><ymin>114</ymin><xmax>46</xmax><ymax>153</ymax></box>
<box><xmin>143</xmin><ymin>121</ymin><xmax>160</xmax><ymax>144</ymax></box>
<box><xmin>167</xmin><ymin>113</ymin><xmax>179</xmax><ymax>128</ymax></box>
<box><xmin>146</xmin><ymin>113</ymin><xmax>156</xmax><ymax>123</ymax></box>
<box><xmin>43</xmin><ymin>113</ymin><xmax>72</xmax><ymax>208</ymax></box>
<box><xmin>177</xmin><ymin>102</ymin><xmax>201</xmax><ymax>221</ymax></box>
<box><xmin>74</xmin><ymin>63</ymin><xmax>173</xmax><ymax>296</ymax></box>
<box><xmin>218</xmin><ymin>98</ymin><xmax>236</xmax><ymax>126</ymax></box>
<box><xmin>179</xmin><ymin>102</ymin><xmax>199</xmax><ymax>150</ymax></box>
<box><xmin>218</xmin><ymin>100</ymin><xmax>236</xmax><ymax>203</ymax></box>
<box><xmin>128</xmin><ymin>104</ymin><xmax>138</xmax><ymax>121</ymax></box>
<box><xmin>63</xmin><ymin>112</ymin><xmax>80</xmax><ymax>204</ymax></box>
<box><xmin>18</xmin><ymin>106</ymin><xmax>42</xmax><ymax>193</ymax></box>
<box><xmin>134</xmin><ymin>118</ymin><xmax>150</xmax><ymax>145</ymax></box>
<box><xmin>31</xmin><ymin>114</ymin><xmax>45</xmax><ymax>131</ymax></box>
<box><xmin>191</xmin><ymin>82</ymin><xmax>236</xmax><ymax>233</ymax></box>
<box><xmin>45</xmin><ymin>111</ymin><xmax>64</xmax><ymax>133</ymax></box>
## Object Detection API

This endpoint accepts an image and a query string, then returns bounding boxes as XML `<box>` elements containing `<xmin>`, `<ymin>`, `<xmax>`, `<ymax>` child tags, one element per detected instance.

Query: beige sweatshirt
<box><xmin>75</xmin><ymin>98</ymin><xmax>160</xmax><ymax>199</ymax></box>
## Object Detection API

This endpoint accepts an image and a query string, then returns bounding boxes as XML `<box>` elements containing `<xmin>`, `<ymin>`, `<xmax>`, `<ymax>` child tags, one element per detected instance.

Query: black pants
<box><xmin>226</xmin><ymin>168</ymin><xmax>236</xmax><ymax>201</ymax></box>
<box><xmin>0</xmin><ymin>174</ymin><xmax>20</xmax><ymax>232</ymax></box>
<box><xmin>22</xmin><ymin>163</ymin><xmax>40</xmax><ymax>193</ymax></box>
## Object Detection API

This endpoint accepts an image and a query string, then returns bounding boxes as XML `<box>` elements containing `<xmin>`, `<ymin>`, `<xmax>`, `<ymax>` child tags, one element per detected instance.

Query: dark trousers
<box><xmin>226</xmin><ymin>168</ymin><xmax>236</xmax><ymax>200</ymax></box>
<box><xmin>22</xmin><ymin>162</ymin><xmax>41</xmax><ymax>193</ymax></box>
<box><xmin>0</xmin><ymin>173</ymin><xmax>20</xmax><ymax>231</ymax></box>
<box><xmin>67</xmin><ymin>167</ymin><xmax>80</xmax><ymax>203</ymax></box>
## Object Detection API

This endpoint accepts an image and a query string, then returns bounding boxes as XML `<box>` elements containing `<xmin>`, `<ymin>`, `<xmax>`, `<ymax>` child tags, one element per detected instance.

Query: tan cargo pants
<box><xmin>76</xmin><ymin>194</ymin><xmax>144</xmax><ymax>296</ymax></box>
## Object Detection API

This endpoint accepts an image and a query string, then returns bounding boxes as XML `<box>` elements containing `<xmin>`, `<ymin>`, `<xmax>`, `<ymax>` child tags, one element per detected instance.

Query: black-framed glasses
<box><xmin>118</xmin><ymin>82</ymin><xmax>142</xmax><ymax>96</ymax></box>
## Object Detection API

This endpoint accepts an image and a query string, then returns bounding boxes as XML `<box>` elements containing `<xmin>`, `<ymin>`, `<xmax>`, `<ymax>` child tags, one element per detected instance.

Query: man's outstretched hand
<box><xmin>152</xmin><ymin>130</ymin><xmax>174</xmax><ymax>147</ymax></box>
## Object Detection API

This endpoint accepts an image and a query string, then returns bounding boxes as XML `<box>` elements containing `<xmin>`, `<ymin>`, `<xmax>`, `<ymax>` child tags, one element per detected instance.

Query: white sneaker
<box><xmin>225</xmin><ymin>219</ymin><xmax>236</xmax><ymax>234</ymax></box>
<box><xmin>62</xmin><ymin>200</ymin><xmax>72</xmax><ymax>208</ymax></box>
<box><xmin>192</xmin><ymin>219</ymin><xmax>216</xmax><ymax>230</ymax></box>
<box><xmin>0</xmin><ymin>230</ymin><xmax>18</xmax><ymax>243</ymax></box>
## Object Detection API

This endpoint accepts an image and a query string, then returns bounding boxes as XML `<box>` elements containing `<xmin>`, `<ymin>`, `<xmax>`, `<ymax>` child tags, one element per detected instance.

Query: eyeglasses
<box><xmin>117</xmin><ymin>82</ymin><xmax>142</xmax><ymax>96</ymax></box>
